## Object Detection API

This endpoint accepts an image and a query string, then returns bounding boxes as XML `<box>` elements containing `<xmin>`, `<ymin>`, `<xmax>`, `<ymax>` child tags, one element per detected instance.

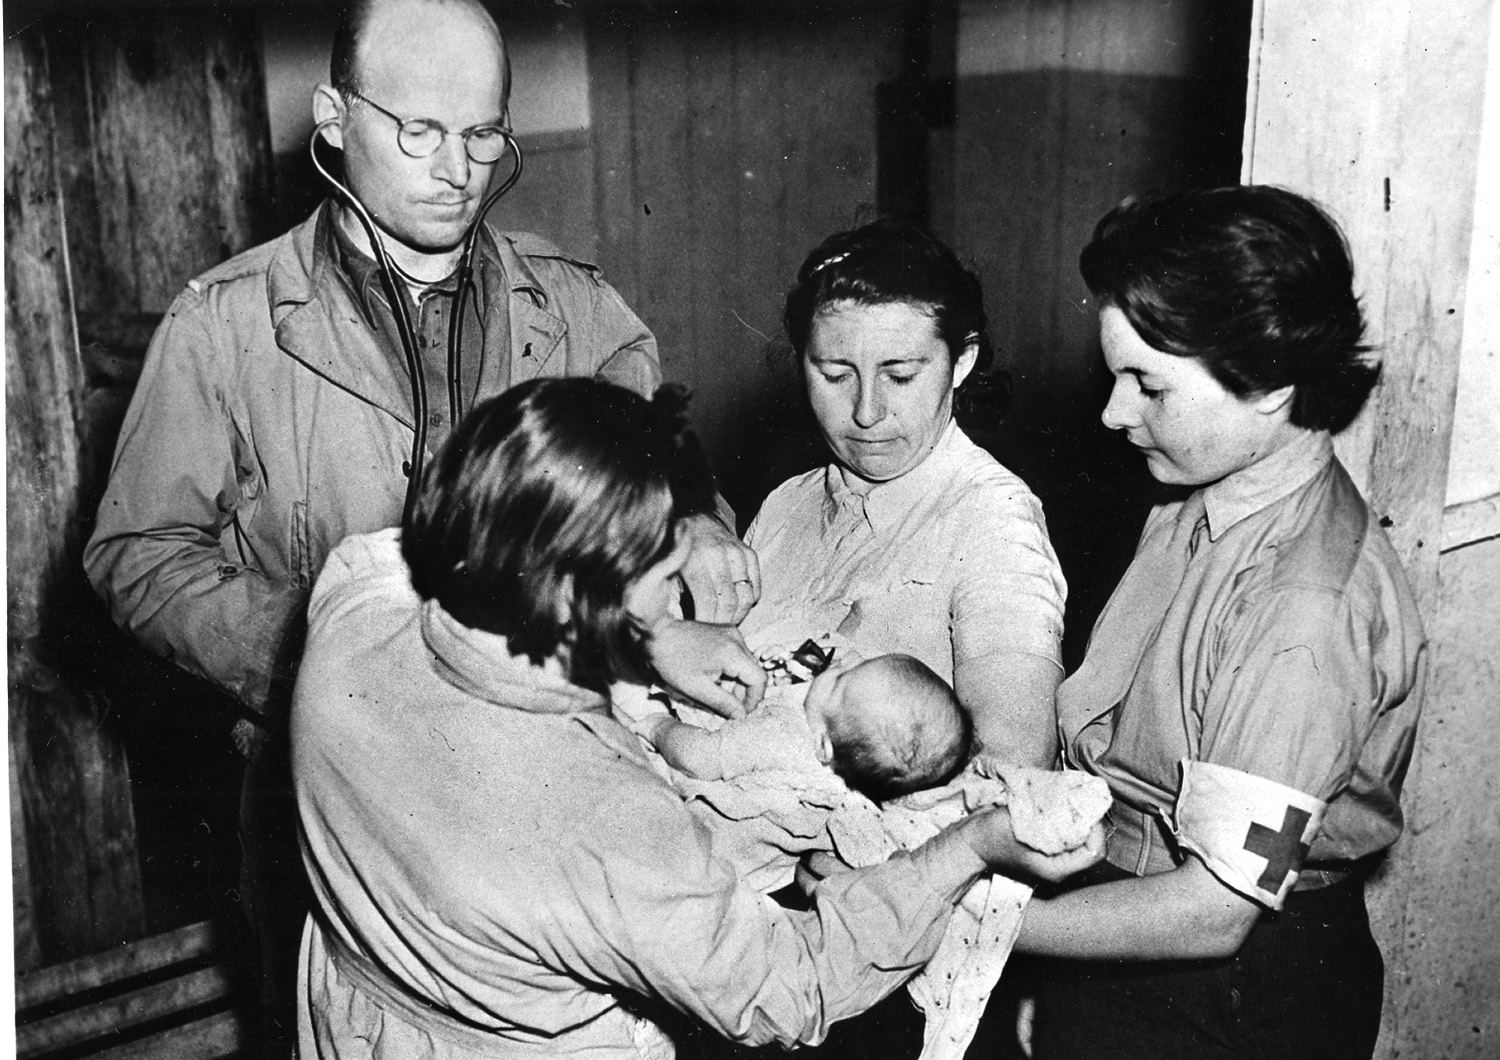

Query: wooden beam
<box><xmin>1243</xmin><ymin>2</ymin><xmax>1497</xmax><ymax>1056</ymax></box>
<box><xmin>15</xmin><ymin>920</ymin><xmax>222</xmax><ymax>1012</ymax></box>
<box><xmin>6</xmin><ymin>24</ymin><xmax>147</xmax><ymax>971</ymax></box>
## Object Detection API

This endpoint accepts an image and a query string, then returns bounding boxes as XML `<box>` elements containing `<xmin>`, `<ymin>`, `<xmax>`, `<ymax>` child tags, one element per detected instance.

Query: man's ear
<box><xmin>312</xmin><ymin>84</ymin><xmax>345</xmax><ymax>149</ymax></box>
<box><xmin>814</xmin><ymin>730</ymin><xmax>835</xmax><ymax>766</ymax></box>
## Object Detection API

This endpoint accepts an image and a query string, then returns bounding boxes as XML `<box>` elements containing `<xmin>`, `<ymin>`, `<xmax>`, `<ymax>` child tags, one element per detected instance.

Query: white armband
<box><xmin>1173</xmin><ymin>760</ymin><xmax>1326</xmax><ymax>910</ymax></box>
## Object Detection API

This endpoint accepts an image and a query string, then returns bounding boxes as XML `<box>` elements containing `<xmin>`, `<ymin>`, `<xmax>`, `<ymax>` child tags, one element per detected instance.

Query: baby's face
<box><xmin>802</xmin><ymin>652</ymin><xmax>892</xmax><ymax>762</ymax></box>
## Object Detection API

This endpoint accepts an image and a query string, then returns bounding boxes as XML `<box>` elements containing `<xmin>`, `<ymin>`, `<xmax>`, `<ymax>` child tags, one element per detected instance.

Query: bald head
<box><xmin>331</xmin><ymin>0</ymin><xmax>510</xmax><ymax>106</ymax></box>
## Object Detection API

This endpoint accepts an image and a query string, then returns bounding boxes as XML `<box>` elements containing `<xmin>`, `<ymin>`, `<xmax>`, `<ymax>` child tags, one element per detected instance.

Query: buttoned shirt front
<box><xmin>1058</xmin><ymin>431</ymin><xmax>1426</xmax><ymax>908</ymax></box>
<box><xmin>741</xmin><ymin>421</ymin><xmax>1065</xmax><ymax>740</ymax></box>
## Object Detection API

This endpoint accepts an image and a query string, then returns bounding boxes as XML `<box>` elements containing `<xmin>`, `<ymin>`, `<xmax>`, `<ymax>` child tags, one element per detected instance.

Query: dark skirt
<box><xmin>1031</xmin><ymin>861</ymin><xmax>1384</xmax><ymax>1060</ymax></box>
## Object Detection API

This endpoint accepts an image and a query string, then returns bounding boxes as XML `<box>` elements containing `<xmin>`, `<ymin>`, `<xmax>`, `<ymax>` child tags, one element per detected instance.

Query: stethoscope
<box><xmin>309</xmin><ymin>118</ymin><xmax>524</xmax><ymax>520</ymax></box>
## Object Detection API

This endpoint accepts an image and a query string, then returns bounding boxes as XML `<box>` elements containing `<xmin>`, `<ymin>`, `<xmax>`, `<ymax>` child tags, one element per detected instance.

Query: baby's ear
<box><xmin>814</xmin><ymin>730</ymin><xmax>836</xmax><ymax>766</ymax></box>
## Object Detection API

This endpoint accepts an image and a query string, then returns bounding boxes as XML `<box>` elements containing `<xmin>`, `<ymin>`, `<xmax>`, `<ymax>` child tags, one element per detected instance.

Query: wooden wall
<box><xmin>7</xmin><ymin>27</ymin><xmax>146</xmax><ymax>972</ymax></box>
<box><xmin>1244</xmin><ymin>0</ymin><xmax>1500</xmax><ymax>1055</ymax></box>
<box><xmin>947</xmin><ymin>0</ymin><xmax>1253</xmax><ymax>667</ymax></box>
<box><xmin>6</xmin><ymin>10</ymin><xmax>276</xmax><ymax>970</ymax></box>
<box><xmin>584</xmin><ymin>0</ymin><xmax>916</xmax><ymax>516</ymax></box>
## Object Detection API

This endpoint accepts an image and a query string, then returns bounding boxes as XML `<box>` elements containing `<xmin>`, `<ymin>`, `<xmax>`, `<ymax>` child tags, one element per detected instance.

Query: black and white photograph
<box><xmin>6</xmin><ymin>1</ymin><xmax>1497</xmax><ymax>1058</ymax></box>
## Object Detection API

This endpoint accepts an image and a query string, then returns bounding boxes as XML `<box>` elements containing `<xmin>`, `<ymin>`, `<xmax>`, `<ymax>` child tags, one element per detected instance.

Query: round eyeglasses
<box><xmin>343</xmin><ymin>89</ymin><xmax>512</xmax><ymax>165</ymax></box>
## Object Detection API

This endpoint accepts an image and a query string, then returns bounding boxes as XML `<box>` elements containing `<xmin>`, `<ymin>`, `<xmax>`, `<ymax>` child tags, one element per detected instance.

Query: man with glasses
<box><xmin>84</xmin><ymin>0</ymin><xmax>760</xmax><ymax>1052</ymax></box>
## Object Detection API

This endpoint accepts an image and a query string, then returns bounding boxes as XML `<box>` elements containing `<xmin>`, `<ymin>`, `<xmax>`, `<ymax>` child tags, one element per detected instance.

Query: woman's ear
<box><xmin>312</xmin><ymin>84</ymin><xmax>345</xmax><ymax>149</ymax></box>
<box><xmin>952</xmin><ymin>338</ymin><xmax>980</xmax><ymax>391</ymax></box>
<box><xmin>552</xmin><ymin>573</ymin><xmax>575</xmax><ymax>627</ymax></box>
<box><xmin>1253</xmin><ymin>384</ymin><xmax>1297</xmax><ymax>418</ymax></box>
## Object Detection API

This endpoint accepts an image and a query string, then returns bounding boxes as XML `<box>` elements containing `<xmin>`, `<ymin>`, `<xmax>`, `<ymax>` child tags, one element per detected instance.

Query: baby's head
<box><xmin>803</xmin><ymin>652</ymin><xmax>973</xmax><ymax>802</ymax></box>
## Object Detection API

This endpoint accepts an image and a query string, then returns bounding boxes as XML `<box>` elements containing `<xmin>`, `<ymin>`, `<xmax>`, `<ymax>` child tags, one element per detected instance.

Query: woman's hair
<box><xmin>1079</xmin><ymin>184</ymin><xmax>1377</xmax><ymax>434</ymax></box>
<box><xmin>782</xmin><ymin>218</ymin><xmax>1005</xmax><ymax>416</ymax></box>
<box><xmin>402</xmin><ymin>378</ymin><xmax>710</xmax><ymax>694</ymax></box>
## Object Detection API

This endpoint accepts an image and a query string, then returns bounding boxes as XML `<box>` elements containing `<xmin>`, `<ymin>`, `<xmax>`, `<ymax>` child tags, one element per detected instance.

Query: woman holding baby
<box><xmin>289</xmin><ymin>377</ymin><xmax>1095</xmax><ymax>1060</ymax></box>
<box><xmin>740</xmin><ymin>218</ymin><xmax>1067</xmax><ymax>767</ymax></box>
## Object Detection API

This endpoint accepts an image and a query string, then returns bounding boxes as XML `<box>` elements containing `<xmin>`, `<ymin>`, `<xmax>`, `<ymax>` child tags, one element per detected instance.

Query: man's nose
<box><xmin>431</xmin><ymin>135</ymin><xmax>471</xmax><ymax>188</ymax></box>
<box><xmin>852</xmin><ymin>379</ymin><xmax>885</xmax><ymax>428</ymax></box>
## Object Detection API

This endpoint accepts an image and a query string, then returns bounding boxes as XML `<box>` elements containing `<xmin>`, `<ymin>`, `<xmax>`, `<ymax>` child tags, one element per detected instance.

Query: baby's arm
<box><xmin>644</xmin><ymin>715</ymin><xmax>731</xmax><ymax>780</ymax></box>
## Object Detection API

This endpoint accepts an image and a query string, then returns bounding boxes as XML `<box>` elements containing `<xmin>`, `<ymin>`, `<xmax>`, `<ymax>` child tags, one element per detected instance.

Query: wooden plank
<box><xmin>681</xmin><ymin>7</ymin><xmax>743</xmax><ymax>460</ymax></box>
<box><xmin>200</xmin><ymin>17</ymin><xmax>276</xmax><ymax>265</ymax></box>
<box><xmin>15</xmin><ymin>921</ymin><xmax>220</xmax><ymax>1012</ymax></box>
<box><xmin>91</xmin><ymin>1009</ymin><xmax>246</xmax><ymax>1060</ymax></box>
<box><xmin>83</xmin><ymin>12</ymin><xmax>274</xmax><ymax>314</ymax></box>
<box><xmin>1244</xmin><ymin>2</ymin><xmax>1495</xmax><ymax>1057</ymax></box>
<box><xmin>6</xmin><ymin>25</ymin><xmax>146</xmax><ymax>967</ymax></box>
<box><xmin>1243</xmin><ymin>0</ymin><xmax>1484</xmax><ymax>613</ymax></box>
<box><xmin>16</xmin><ymin>964</ymin><xmax>237</xmax><ymax>1058</ymax></box>
<box><xmin>1393</xmin><ymin>538</ymin><xmax>1500</xmax><ymax>1055</ymax></box>
<box><xmin>632</xmin><ymin>14</ymin><xmax>697</xmax><ymax>390</ymax></box>
<box><xmin>587</xmin><ymin>12</ymin><xmax>642</xmax><ymax>300</ymax></box>
<box><xmin>1442</xmin><ymin>494</ymin><xmax>1500</xmax><ymax>553</ymax></box>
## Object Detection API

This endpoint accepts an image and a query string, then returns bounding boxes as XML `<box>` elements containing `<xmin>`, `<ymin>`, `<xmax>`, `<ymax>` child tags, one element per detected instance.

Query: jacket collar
<box><xmin>267</xmin><ymin>203</ymin><xmax>533</xmax><ymax>429</ymax></box>
<box><xmin>268</xmin><ymin>204</ymin><xmax>420</xmax><ymax>428</ymax></box>
<box><xmin>420</xmin><ymin>600</ymin><xmax>609</xmax><ymax>717</ymax></box>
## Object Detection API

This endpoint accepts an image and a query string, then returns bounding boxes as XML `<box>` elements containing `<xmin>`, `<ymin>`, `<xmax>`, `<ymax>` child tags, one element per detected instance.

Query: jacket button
<box><xmin>402</xmin><ymin>460</ymin><xmax>412</xmax><ymax>478</ymax></box>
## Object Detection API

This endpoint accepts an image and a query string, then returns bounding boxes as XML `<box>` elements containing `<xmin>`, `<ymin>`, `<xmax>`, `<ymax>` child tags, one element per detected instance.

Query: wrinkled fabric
<box><xmin>293</xmin><ymin>529</ymin><xmax>986</xmax><ymax>1059</ymax></box>
<box><xmin>84</xmin><ymin>204</ymin><xmax>660</xmax><ymax>719</ymax></box>
<box><xmin>741</xmin><ymin>421</ymin><xmax>1065</xmax><ymax>739</ymax></box>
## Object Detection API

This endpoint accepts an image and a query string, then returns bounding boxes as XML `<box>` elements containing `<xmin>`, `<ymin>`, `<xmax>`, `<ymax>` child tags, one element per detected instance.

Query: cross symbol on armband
<box><xmin>1244</xmin><ymin>806</ymin><xmax>1312</xmax><ymax>892</ymax></box>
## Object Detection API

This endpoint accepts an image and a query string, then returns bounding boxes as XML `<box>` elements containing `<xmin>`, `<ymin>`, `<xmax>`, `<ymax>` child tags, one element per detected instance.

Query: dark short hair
<box><xmin>827</xmin><ymin>655</ymin><xmax>974</xmax><ymax>803</ymax></box>
<box><xmin>330</xmin><ymin>0</ymin><xmax>513</xmax><ymax>108</ymax></box>
<box><xmin>783</xmin><ymin>218</ymin><xmax>1000</xmax><ymax>404</ymax></box>
<box><xmin>402</xmin><ymin>379</ymin><xmax>708</xmax><ymax>694</ymax></box>
<box><xmin>1079</xmin><ymin>184</ymin><xmax>1376</xmax><ymax>434</ymax></box>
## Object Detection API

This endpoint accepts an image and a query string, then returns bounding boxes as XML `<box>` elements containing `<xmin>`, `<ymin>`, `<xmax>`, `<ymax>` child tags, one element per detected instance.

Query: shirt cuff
<box><xmin>1172</xmin><ymin>760</ymin><xmax>1327</xmax><ymax>910</ymax></box>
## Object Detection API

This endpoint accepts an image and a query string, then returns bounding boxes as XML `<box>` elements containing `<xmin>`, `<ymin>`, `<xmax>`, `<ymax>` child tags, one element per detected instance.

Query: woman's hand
<box><xmin>646</xmin><ymin>618</ymin><xmax>767</xmax><ymax>719</ymax></box>
<box><xmin>957</xmin><ymin>806</ymin><xmax>1104</xmax><ymax>886</ymax></box>
<box><xmin>675</xmin><ymin>513</ymin><xmax>761</xmax><ymax>624</ymax></box>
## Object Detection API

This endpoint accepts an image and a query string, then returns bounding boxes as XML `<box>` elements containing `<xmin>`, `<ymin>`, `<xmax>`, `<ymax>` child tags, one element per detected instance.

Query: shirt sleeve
<box><xmin>541</xmin><ymin>786</ymin><xmax>983</xmax><ymax>1048</ymax></box>
<box><xmin>585</xmin><ymin>275</ymin><xmax>662</xmax><ymax>399</ymax></box>
<box><xmin>1179</xmin><ymin>583</ymin><xmax>1386</xmax><ymax>905</ymax></box>
<box><xmin>83</xmin><ymin>289</ymin><xmax>307</xmax><ymax>718</ymax></box>
<box><xmin>949</xmin><ymin>484</ymin><xmax>1066</xmax><ymax>668</ymax></box>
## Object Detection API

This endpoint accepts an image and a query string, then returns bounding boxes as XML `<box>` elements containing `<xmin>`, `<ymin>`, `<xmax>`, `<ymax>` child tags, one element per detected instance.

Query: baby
<box><xmin>641</xmin><ymin>643</ymin><xmax>974</xmax><ymax>804</ymax></box>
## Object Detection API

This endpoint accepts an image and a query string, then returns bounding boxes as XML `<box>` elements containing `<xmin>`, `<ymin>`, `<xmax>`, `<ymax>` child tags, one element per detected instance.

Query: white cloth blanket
<box><xmin>613</xmin><ymin>683</ymin><xmax>1109</xmax><ymax>1060</ymax></box>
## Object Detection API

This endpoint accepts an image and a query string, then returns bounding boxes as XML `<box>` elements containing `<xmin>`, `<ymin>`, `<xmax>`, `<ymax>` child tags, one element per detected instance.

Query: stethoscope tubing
<box><xmin>309</xmin><ymin>118</ymin><xmax>524</xmax><ymax>521</ymax></box>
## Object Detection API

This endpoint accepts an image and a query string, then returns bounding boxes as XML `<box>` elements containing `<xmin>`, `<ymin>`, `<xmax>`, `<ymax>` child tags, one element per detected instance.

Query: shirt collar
<box><xmin>1199</xmin><ymin>429</ymin><xmax>1333</xmax><ymax>540</ymax></box>
<box><xmin>821</xmin><ymin>419</ymin><xmax>966</xmax><ymax>535</ymax></box>
<box><xmin>323</xmin><ymin>206</ymin><xmax>495</xmax><ymax>326</ymax></box>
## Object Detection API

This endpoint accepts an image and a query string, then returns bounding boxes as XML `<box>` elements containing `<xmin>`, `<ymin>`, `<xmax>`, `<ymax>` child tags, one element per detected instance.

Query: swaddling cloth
<box><xmin>642</xmin><ymin>718</ymin><xmax>1109</xmax><ymax>1060</ymax></box>
<box><xmin>826</xmin><ymin>767</ymin><xmax>1108</xmax><ymax>1060</ymax></box>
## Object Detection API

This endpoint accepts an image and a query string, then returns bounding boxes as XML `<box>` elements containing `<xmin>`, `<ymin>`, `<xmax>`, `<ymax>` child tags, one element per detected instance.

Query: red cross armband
<box><xmin>1170</xmin><ymin>760</ymin><xmax>1327</xmax><ymax>910</ymax></box>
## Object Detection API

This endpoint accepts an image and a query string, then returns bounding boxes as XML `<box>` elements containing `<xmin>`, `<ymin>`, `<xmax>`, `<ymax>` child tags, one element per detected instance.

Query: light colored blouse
<box><xmin>1058</xmin><ymin>431</ymin><xmax>1426</xmax><ymax>909</ymax></box>
<box><xmin>741</xmin><ymin>421</ymin><xmax>1065</xmax><ymax>726</ymax></box>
